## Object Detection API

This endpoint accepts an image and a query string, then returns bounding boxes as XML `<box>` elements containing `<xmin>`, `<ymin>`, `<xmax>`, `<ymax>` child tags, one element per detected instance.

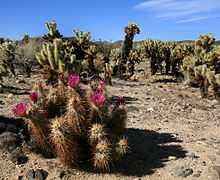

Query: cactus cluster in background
<box><xmin>0</xmin><ymin>39</ymin><xmax>17</xmax><ymax>79</ymax></box>
<box><xmin>144</xmin><ymin>38</ymin><xmax>165</xmax><ymax>75</ymax></box>
<box><xmin>180</xmin><ymin>34</ymin><xmax>220</xmax><ymax>99</ymax></box>
<box><xmin>37</xmin><ymin>20</ymin><xmax>100</xmax><ymax>85</ymax></box>
<box><xmin>13</xmin><ymin>74</ymin><xmax>128</xmax><ymax>170</ymax></box>
<box><xmin>192</xmin><ymin>64</ymin><xmax>220</xmax><ymax>100</ymax></box>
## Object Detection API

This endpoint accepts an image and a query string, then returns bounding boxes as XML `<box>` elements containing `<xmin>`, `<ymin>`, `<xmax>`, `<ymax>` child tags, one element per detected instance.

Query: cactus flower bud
<box><xmin>91</xmin><ymin>93</ymin><xmax>105</xmax><ymax>106</ymax></box>
<box><xmin>117</xmin><ymin>97</ymin><xmax>126</xmax><ymax>105</ymax></box>
<box><xmin>98</xmin><ymin>81</ymin><xmax>105</xmax><ymax>88</ymax></box>
<box><xmin>12</xmin><ymin>103</ymin><xmax>27</xmax><ymax>117</ymax></box>
<box><xmin>68</xmin><ymin>74</ymin><xmax>79</xmax><ymax>87</ymax></box>
<box><xmin>29</xmin><ymin>92</ymin><xmax>38</xmax><ymax>103</ymax></box>
<box><xmin>97</xmin><ymin>88</ymin><xmax>104</xmax><ymax>94</ymax></box>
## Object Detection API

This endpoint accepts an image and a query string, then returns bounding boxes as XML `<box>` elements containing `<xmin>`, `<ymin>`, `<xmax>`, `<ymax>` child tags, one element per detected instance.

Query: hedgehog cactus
<box><xmin>13</xmin><ymin>75</ymin><xmax>128</xmax><ymax>170</ymax></box>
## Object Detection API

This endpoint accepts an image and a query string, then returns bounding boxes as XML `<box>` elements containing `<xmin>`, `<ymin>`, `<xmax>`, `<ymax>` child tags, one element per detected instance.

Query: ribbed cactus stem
<box><xmin>89</xmin><ymin>123</ymin><xmax>107</xmax><ymax>145</ymax></box>
<box><xmin>50</xmin><ymin>117</ymin><xmax>80</xmax><ymax>165</ymax></box>
<box><xmin>47</xmin><ymin>44</ymin><xmax>55</xmax><ymax>70</ymax></box>
<box><xmin>47</xmin><ymin>89</ymin><xmax>59</xmax><ymax>104</ymax></box>
<box><xmin>109</xmin><ymin>105</ymin><xmax>127</xmax><ymax>136</ymax></box>
<box><xmin>93</xmin><ymin>140</ymin><xmax>111</xmax><ymax>170</ymax></box>
<box><xmin>115</xmin><ymin>138</ymin><xmax>128</xmax><ymax>156</ymax></box>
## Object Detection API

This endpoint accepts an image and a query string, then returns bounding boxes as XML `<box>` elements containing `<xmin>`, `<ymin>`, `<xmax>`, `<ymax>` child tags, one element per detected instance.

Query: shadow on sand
<box><xmin>78</xmin><ymin>128</ymin><xmax>187</xmax><ymax>178</ymax></box>
<box><xmin>0</xmin><ymin>85</ymin><xmax>30</xmax><ymax>95</ymax></box>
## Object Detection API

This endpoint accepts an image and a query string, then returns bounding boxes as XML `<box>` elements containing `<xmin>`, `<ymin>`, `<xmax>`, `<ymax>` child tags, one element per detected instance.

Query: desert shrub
<box><xmin>15</xmin><ymin>38</ymin><xmax>43</xmax><ymax>77</ymax></box>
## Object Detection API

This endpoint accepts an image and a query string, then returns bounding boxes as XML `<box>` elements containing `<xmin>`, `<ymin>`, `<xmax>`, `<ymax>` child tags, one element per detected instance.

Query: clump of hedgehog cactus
<box><xmin>13</xmin><ymin>74</ymin><xmax>128</xmax><ymax>170</ymax></box>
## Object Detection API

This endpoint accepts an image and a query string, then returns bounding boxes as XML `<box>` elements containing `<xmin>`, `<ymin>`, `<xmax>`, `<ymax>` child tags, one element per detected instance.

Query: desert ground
<box><xmin>0</xmin><ymin>61</ymin><xmax>219</xmax><ymax>180</ymax></box>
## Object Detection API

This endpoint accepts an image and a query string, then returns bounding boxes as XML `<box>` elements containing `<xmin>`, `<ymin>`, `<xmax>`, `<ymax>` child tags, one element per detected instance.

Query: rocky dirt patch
<box><xmin>0</xmin><ymin>65</ymin><xmax>219</xmax><ymax>179</ymax></box>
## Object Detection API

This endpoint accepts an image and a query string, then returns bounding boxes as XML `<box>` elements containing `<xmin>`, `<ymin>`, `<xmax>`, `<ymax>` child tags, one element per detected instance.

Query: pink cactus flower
<box><xmin>117</xmin><ymin>97</ymin><xmax>127</xmax><ymax>105</ymax></box>
<box><xmin>29</xmin><ymin>92</ymin><xmax>38</xmax><ymax>103</ymax></box>
<box><xmin>98</xmin><ymin>81</ymin><xmax>105</xmax><ymax>88</ymax></box>
<box><xmin>13</xmin><ymin>103</ymin><xmax>27</xmax><ymax>117</ymax></box>
<box><xmin>91</xmin><ymin>93</ymin><xmax>105</xmax><ymax>106</ymax></box>
<box><xmin>97</xmin><ymin>88</ymin><xmax>104</xmax><ymax>94</ymax></box>
<box><xmin>68</xmin><ymin>74</ymin><xmax>79</xmax><ymax>87</ymax></box>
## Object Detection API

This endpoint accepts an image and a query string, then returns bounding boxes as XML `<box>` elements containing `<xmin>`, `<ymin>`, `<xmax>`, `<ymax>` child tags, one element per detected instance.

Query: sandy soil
<box><xmin>0</xmin><ymin>62</ymin><xmax>219</xmax><ymax>180</ymax></box>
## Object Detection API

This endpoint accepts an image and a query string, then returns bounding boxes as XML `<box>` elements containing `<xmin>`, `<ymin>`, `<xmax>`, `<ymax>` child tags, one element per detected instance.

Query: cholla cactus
<box><xmin>144</xmin><ymin>38</ymin><xmax>164</xmax><ymax>75</ymax></box>
<box><xmin>36</xmin><ymin>38</ymin><xmax>82</xmax><ymax>85</ymax></box>
<box><xmin>99</xmin><ymin>63</ymin><xmax>113</xmax><ymax>85</ymax></box>
<box><xmin>192</xmin><ymin>64</ymin><xmax>220</xmax><ymax>100</ymax></box>
<box><xmin>0</xmin><ymin>65</ymin><xmax>5</xmax><ymax>84</ymax></box>
<box><xmin>170</xmin><ymin>42</ymin><xmax>194</xmax><ymax>76</ymax></box>
<box><xmin>0</xmin><ymin>40</ymin><xmax>17</xmax><ymax>77</ymax></box>
<box><xmin>72</xmin><ymin>29</ymin><xmax>97</xmax><ymax>75</ymax></box>
<box><xmin>196</xmin><ymin>33</ymin><xmax>215</xmax><ymax>52</ymax></box>
<box><xmin>22</xmin><ymin>34</ymin><xmax>30</xmax><ymax>44</ymax></box>
<box><xmin>193</xmin><ymin>64</ymin><xmax>210</xmax><ymax>98</ymax></box>
<box><xmin>207</xmin><ymin>71</ymin><xmax>220</xmax><ymax>100</ymax></box>
<box><xmin>116</xmin><ymin>22</ymin><xmax>140</xmax><ymax>78</ymax></box>
<box><xmin>181</xmin><ymin>34</ymin><xmax>219</xmax><ymax>85</ymax></box>
<box><xmin>13</xmin><ymin>75</ymin><xmax>128</xmax><ymax>170</ymax></box>
<box><xmin>43</xmin><ymin>20</ymin><xmax>63</xmax><ymax>42</ymax></box>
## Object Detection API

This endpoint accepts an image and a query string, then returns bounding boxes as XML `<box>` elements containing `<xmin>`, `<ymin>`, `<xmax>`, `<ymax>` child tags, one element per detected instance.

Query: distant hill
<box><xmin>20</xmin><ymin>37</ymin><xmax>220</xmax><ymax>47</ymax></box>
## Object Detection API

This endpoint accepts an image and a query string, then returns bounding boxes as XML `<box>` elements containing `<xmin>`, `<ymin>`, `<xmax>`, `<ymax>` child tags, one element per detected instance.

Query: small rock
<box><xmin>168</xmin><ymin>156</ymin><xmax>177</xmax><ymax>160</ymax></box>
<box><xmin>171</xmin><ymin>166</ymin><xmax>193</xmax><ymax>177</ymax></box>
<box><xmin>59</xmin><ymin>171</ymin><xmax>65</xmax><ymax>179</ymax></box>
<box><xmin>161</xmin><ymin>98</ymin><xmax>166</xmax><ymax>103</ymax></box>
<box><xmin>32</xmin><ymin>160</ymin><xmax>38</xmax><ymax>165</ymax></box>
<box><xmin>8</xmin><ymin>94</ymin><xmax>14</xmax><ymax>99</ymax></box>
<box><xmin>25</xmin><ymin>169</ymin><xmax>35</xmax><ymax>180</ymax></box>
<box><xmin>208</xmin><ymin>166</ymin><xmax>220</xmax><ymax>180</ymax></box>
<box><xmin>35</xmin><ymin>169</ymin><xmax>48</xmax><ymax>180</ymax></box>
<box><xmin>25</xmin><ymin>169</ymin><xmax>48</xmax><ymax>180</ymax></box>
<box><xmin>187</xmin><ymin>153</ymin><xmax>199</xmax><ymax>159</ymax></box>
<box><xmin>10</xmin><ymin>149</ymin><xmax>28</xmax><ymax>165</ymax></box>
<box><xmin>212</xmin><ymin>99</ymin><xmax>219</xmax><ymax>105</ymax></box>
<box><xmin>147</xmin><ymin>107</ymin><xmax>154</xmax><ymax>111</ymax></box>
<box><xmin>193</xmin><ymin>171</ymin><xmax>202</xmax><ymax>177</ymax></box>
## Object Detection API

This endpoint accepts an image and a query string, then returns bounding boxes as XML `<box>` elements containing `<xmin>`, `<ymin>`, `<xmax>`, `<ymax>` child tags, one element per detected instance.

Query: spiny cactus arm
<box><xmin>47</xmin><ymin>43</ymin><xmax>56</xmax><ymax>70</ymax></box>
<box><xmin>73</xmin><ymin>29</ymin><xmax>91</xmax><ymax>44</ymax></box>
<box><xmin>67</xmin><ymin>54</ymin><xmax>82</xmax><ymax>75</ymax></box>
